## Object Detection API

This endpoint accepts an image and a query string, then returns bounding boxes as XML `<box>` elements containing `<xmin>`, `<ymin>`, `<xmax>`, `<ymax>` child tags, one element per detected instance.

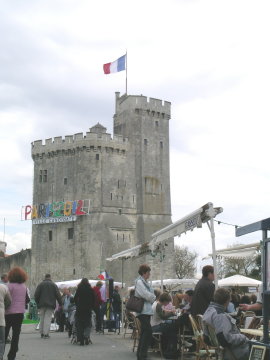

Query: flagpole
<box><xmin>125</xmin><ymin>50</ymin><xmax>127</xmax><ymax>95</ymax></box>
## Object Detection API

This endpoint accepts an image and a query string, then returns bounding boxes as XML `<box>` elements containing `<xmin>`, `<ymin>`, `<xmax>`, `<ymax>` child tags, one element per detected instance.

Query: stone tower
<box><xmin>30</xmin><ymin>93</ymin><xmax>174</xmax><ymax>289</ymax></box>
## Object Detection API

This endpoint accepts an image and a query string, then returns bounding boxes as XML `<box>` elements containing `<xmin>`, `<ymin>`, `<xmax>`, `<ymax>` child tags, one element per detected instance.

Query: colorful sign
<box><xmin>22</xmin><ymin>199</ymin><xmax>90</xmax><ymax>224</ymax></box>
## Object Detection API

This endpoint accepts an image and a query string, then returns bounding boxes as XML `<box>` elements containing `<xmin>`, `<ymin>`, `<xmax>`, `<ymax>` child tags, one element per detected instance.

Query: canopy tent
<box><xmin>218</xmin><ymin>275</ymin><xmax>261</xmax><ymax>287</ymax></box>
<box><xmin>107</xmin><ymin>202</ymin><xmax>223</xmax><ymax>289</ymax></box>
<box><xmin>55</xmin><ymin>278</ymin><xmax>124</xmax><ymax>289</ymax></box>
<box><xmin>205</xmin><ymin>242</ymin><xmax>260</xmax><ymax>260</ymax></box>
<box><xmin>128</xmin><ymin>278</ymin><xmax>198</xmax><ymax>291</ymax></box>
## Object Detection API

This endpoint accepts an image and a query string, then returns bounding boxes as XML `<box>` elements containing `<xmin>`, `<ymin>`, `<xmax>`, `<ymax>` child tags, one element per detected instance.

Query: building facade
<box><xmin>30</xmin><ymin>92</ymin><xmax>174</xmax><ymax>289</ymax></box>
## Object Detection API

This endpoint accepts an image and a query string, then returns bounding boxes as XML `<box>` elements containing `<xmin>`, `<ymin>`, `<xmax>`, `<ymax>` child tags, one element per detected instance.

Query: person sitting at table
<box><xmin>151</xmin><ymin>292</ymin><xmax>178</xmax><ymax>359</ymax></box>
<box><xmin>203</xmin><ymin>288</ymin><xmax>249</xmax><ymax>360</ymax></box>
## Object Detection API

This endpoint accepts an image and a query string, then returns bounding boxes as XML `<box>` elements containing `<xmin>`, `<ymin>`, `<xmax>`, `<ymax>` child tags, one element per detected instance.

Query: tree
<box><xmin>218</xmin><ymin>243</ymin><xmax>261</xmax><ymax>279</ymax></box>
<box><xmin>174</xmin><ymin>245</ymin><xmax>198</xmax><ymax>279</ymax></box>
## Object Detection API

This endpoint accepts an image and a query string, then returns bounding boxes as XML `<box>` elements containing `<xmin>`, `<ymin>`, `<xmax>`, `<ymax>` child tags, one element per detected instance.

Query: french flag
<box><xmin>103</xmin><ymin>54</ymin><xmax>126</xmax><ymax>75</ymax></box>
<box><xmin>98</xmin><ymin>270</ymin><xmax>110</xmax><ymax>280</ymax></box>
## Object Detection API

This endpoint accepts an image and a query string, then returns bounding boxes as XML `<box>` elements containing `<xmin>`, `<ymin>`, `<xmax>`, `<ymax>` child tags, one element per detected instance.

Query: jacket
<box><xmin>0</xmin><ymin>284</ymin><xmax>11</xmax><ymax>326</ymax></box>
<box><xmin>74</xmin><ymin>284</ymin><xmax>95</xmax><ymax>317</ymax></box>
<box><xmin>191</xmin><ymin>276</ymin><xmax>215</xmax><ymax>316</ymax></box>
<box><xmin>93</xmin><ymin>286</ymin><xmax>103</xmax><ymax>308</ymax></box>
<box><xmin>151</xmin><ymin>301</ymin><xmax>174</xmax><ymax>326</ymax></box>
<box><xmin>134</xmin><ymin>276</ymin><xmax>155</xmax><ymax>316</ymax></box>
<box><xmin>203</xmin><ymin>302</ymin><xmax>249</xmax><ymax>360</ymax></box>
<box><xmin>5</xmin><ymin>282</ymin><xmax>27</xmax><ymax>315</ymax></box>
<box><xmin>34</xmin><ymin>279</ymin><xmax>62</xmax><ymax>309</ymax></box>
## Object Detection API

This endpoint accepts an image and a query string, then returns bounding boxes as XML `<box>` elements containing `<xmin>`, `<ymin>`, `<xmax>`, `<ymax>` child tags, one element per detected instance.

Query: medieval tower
<box><xmin>30</xmin><ymin>92</ymin><xmax>174</xmax><ymax>288</ymax></box>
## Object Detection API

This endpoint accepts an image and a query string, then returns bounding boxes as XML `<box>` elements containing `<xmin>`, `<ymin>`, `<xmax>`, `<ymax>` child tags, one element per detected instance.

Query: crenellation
<box><xmin>31</xmin><ymin>128</ymin><xmax>128</xmax><ymax>157</ymax></box>
<box><xmin>116</xmin><ymin>93</ymin><xmax>171</xmax><ymax>117</ymax></box>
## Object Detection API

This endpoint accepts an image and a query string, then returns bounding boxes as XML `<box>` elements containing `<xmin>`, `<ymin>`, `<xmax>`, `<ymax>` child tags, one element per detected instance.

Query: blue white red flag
<box><xmin>103</xmin><ymin>54</ymin><xmax>126</xmax><ymax>74</ymax></box>
<box><xmin>98</xmin><ymin>270</ymin><xmax>110</xmax><ymax>280</ymax></box>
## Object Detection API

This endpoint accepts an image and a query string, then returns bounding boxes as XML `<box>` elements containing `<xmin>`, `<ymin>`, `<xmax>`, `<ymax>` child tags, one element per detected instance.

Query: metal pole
<box><xmin>208</xmin><ymin>217</ymin><xmax>218</xmax><ymax>289</ymax></box>
<box><xmin>262</xmin><ymin>230</ymin><xmax>269</xmax><ymax>344</ymax></box>
<box><xmin>160</xmin><ymin>247</ymin><xmax>164</xmax><ymax>292</ymax></box>
<box><xmin>125</xmin><ymin>50</ymin><xmax>127</xmax><ymax>95</ymax></box>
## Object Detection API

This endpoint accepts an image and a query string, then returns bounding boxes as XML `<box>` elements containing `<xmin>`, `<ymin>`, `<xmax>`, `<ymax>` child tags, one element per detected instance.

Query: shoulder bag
<box><xmin>126</xmin><ymin>280</ymin><xmax>145</xmax><ymax>313</ymax></box>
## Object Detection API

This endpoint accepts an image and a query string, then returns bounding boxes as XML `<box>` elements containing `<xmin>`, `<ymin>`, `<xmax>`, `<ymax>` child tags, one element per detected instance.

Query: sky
<box><xmin>1</xmin><ymin>0</ymin><xmax>270</xmax><ymax>269</ymax></box>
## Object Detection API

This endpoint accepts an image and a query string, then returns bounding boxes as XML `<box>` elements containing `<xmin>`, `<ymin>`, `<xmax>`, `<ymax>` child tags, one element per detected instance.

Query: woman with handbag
<box><xmin>5</xmin><ymin>267</ymin><xmax>28</xmax><ymax>360</ymax></box>
<box><xmin>135</xmin><ymin>264</ymin><xmax>156</xmax><ymax>360</ymax></box>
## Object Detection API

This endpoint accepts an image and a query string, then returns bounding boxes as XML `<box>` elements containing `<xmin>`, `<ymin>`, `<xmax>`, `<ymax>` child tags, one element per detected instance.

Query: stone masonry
<box><xmin>29</xmin><ymin>92</ymin><xmax>175</xmax><ymax>289</ymax></box>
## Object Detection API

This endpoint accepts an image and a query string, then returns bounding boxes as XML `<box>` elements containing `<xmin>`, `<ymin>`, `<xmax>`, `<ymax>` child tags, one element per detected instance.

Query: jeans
<box><xmin>5</xmin><ymin>313</ymin><xmax>24</xmax><ymax>360</ymax></box>
<box><xmin>137</xmin><ymin>315</ymin><xmax>152</xmax><ymax>360</ymax></box>
<box><xmin>39</xmin><ymin>307</ymin><xmax>54</xmax><ymax>336</ymax></box>
<box><xmin>0</xmin><ymin>326</ymin><xmax>5</xmax><ymax>360</ymax></box>
<box><xmin>152</xmin><ymin>322</ymin><xmax>178</xmax><ymax>354</ymax></box>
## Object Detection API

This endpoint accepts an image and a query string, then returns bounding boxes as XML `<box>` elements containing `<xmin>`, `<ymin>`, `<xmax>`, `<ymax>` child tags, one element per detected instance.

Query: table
<box><xmin>240</xmin><ymin>328</ymin><xmax>263</xmax><ymax>337</ymax></box>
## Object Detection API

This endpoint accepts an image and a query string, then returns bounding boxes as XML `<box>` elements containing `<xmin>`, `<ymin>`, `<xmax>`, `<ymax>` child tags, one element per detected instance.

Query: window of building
<box><xmin>43</xmin><ymin>170</ymin><xmax>47</xmax><ymax>183</ymax></box>
<box><xmin>144</xmin><ymin>139</ymin><xmax>148</xmax><ymax>145</ymax></box>
<box><xmin>49</xmin><ymin>230</ymin><xmax>52</xmax><ymax>241</ymax></box>
<box><xmin>155</xmin><ymin>121</ymin><xmax>159</xmax><ymax>127</ymax></box>
<box><xmin>68</xmin><ymin>228</ymin><xmax>74</xmax><ymax>240</ymax></box>
<box><xmin>96</xmin><ymin>154</ymin><xmax>99</xmax><ymax>160</ymax></box>
<box><xmin>110</xmin><ymin>193</ymin><xmax>113</xmax><ymax>200</ymax></box>
<box><xmin>64</xmin><ymin>177</ymin><xmax>68</xmax><ymax>185</ymax></box>
<box><xmin>160</xmin><ymin>141</ymin><xmax>163</xmax><ymax>149</ymax></box>
<box><xmin>39</xmin><ymin>170</ymin><xmax>48</xmax><ymax>183</ymax></box>
<box><xmin>118</xmin><ymin>209</ymin><xmax>122</xmax><ymax>215</ymax></box>
<box><xmin>73</xmin><ymin>268</ymin><xmax>76</xmax><ymax>275</ymax></box>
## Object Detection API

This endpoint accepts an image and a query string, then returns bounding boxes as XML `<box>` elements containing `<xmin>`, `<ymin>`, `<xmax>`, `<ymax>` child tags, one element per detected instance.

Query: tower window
<box><xmin>118</xmin><ymin>209</ymin><xmax>122</xmax><ymax>215</ymax></box>
<box><xmin>39</xmin><ymin>170</ymin><xmax>48</xmax><ymax>183</ymax></box>
<box><xmin>68</xmin><ymin>228</ymin><xmax>74</xmax><ymax>240</ymax></box>
<box><xmin>43</xmin><ymin>170</ymin><xmax>47</xmax><ymax>183</ymax></box>
<box><xmin>64</xmin><ymin>177</ymin><xmax>68</xmax><ymax>185</ymax></box>
<box><xmin>144</xmin><ymin>139</ymin><xmax>148</xmax><ymax>145</ymax></box>
<box><xmin>48</xmin><ymin>231</ymin><xmax>52</xmax><ymax>242</ymax></box>
<box><xmin>73</xmin><ymin>268</ymin><xmax>76</xmax><ymax>275</ymax></box>
<box><xmin>155</xmin><ymin>121</ymin><xmax>159</xmax><ymax>127</ymax></box>
<box><xmin>96</xmin><ymin>154</ymin><xmax>99</xmax><ymax>160</ymax></box>
<box><xmin>110</xmin><ymin>193</ymin><xmax>113</xmax><ymax>200</ymax></box>
<box><xmin>160</xmin><ymin>141</ymin><xmax>163</xmax><ymax>148</ymax></box>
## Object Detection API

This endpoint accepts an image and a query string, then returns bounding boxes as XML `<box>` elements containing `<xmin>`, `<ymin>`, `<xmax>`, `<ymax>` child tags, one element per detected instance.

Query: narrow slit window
<box><xmin>49</xmin><ymin>230</ymin><xmax>52</xmax><ymax>242</ymax></box>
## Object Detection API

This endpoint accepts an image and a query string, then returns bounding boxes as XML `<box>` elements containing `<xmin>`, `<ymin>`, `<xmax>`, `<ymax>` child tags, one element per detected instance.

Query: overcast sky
<box><xmin>1</xmin><ymin>0</ymin><xmax>270</xmax><ymax>268</ymax></box>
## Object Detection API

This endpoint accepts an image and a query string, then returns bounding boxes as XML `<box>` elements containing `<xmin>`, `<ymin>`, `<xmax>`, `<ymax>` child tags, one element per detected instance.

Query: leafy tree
<box><xmin>174</xmin><ymin>245</ymin><xmax>198</xmax><ymax>279</ymax></box>
<box><xmin>218</xmin><ymin>243</ymin><xmax>261</xmax><ymax>279</ymax></box>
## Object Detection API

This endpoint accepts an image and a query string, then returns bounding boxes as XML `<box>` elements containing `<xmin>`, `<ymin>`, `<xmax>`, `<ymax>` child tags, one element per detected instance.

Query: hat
<box><xmin>96</xmin><ymin>281</ymin><xmax>103</xmax><ymax>287</ymax></box>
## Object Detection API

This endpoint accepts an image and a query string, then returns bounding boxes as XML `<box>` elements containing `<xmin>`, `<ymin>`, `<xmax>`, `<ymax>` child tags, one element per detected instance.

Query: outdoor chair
<box><xmin>123</xmin><ymin>310</ymin><xmax>136</xmax><ymax>338</ymax></box>
<box><xmin>245</xmin><ymin>316</ymin><xmax>263</xmax><ymax>340</ymax></box>
<box><xmin>189</xmin><ymin>314</ymin><xmax>216</xmax><ymax>360</ymax></box>
<box><xmin>204</xmin><ymin>322</ymin><xmax>240</xmax><ymax>360</ymax></box>
<box><xmin>151</xmin><ymin>331</ymin><xmax>163</xmax><ymax>358</ymax></box>
<box><xmin>238</xmin><ymin>311</ymin><xmax>256</xmax><ymax>328</ymax></box>
<box><xmin>132</xmin><ymin>316</ymin><xmax>141</xmax><ymax>352</ymax></box>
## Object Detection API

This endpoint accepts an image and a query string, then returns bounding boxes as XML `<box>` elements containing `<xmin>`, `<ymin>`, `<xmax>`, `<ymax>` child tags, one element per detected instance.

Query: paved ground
<box><xmin>5</xmin><ymin>324</ymin><xmax>196</xmax><ymax>360</ymax></box>
<box><xmin>6</xmin><ymin>324</ymin><xmax>159</xmax><ymax>360</ymax></box>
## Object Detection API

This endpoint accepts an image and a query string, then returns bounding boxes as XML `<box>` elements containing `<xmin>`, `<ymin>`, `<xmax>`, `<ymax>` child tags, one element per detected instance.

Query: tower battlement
<box><xmin>31</xmin><ymin>126</ymin><xmax>128</xmax><ymax>158</ymax></box>
<box><xmin>115</xmin><ymin>92</ymin><xmax>171</xmax><ymax>119</ymax></box>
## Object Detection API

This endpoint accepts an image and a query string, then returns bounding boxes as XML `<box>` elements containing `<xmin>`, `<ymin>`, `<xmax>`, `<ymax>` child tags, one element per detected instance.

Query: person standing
<box><xmin>0</xmin><ymin>283</ymin><xmax>11</xmax><ymax>360</ymax></box>
<box><xmin>34</xmin><ymin>274</ymin><xmax>62</xmax><ymax>339</ymax></box>
<box><xmin>74</xmin><ymin>278</ymin><xmax>95</xmax><ymax>345</ymax></box>
<box><xmin>135</xmin><ymin>264</ymin><xmax>156</xmax><ymax>360</ymax></box>
<box><xmin>112</xmin><ymin>285</ymin><xmax>122</xmax><ymax>330</ymax></box>
<box><xmin>0</xmin><ymin>275</ymin><xmax>8</xmax><ymax>285</ymax></box>
<box><xmin>62</xmin><ymin>288</ymin><xmax>73</xmax><ymax>335</ymax></box>
<box><xmin>93</xmin><ymin>281</ymin><xmax>103</xmax><ymax>332</ymax></box>
<box><xmin>191</xmin><ymin>265</ymin><xmax>215</xmax><ymax>316</ymax></box>
<box><xmin>5</xmin><ymin>267</ymin><xmax>28</xmax><ymax>360</ymax></box>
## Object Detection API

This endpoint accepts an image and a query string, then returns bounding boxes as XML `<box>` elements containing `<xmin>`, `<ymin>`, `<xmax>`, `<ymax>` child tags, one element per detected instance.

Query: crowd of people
<box><xmin>0</xmin><ymin>268</ymin><xmax>122</xmax><ymax>360</ymax></box>
<box><xmin>131</xmin><ymin>264</ymin><xmax>260</xmax><ymax>360</ymax></box>
<box><xmin>0</xmin><ymin>263</ymin><xmax>262</xmax><ymax>360</ymax></box>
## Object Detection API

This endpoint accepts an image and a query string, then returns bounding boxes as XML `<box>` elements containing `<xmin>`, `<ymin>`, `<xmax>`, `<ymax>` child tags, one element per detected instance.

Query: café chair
<box><xmin>123</xmin><ymin>310</ymin><xmax>136</xmax><ymax>338</ymax></box>
<box><xmin>132</xmin><ymin>316</ymin><xmax>141</xmax><ymax>352</ymax></box>
<box><xmin>189</xmin><ymin>314</ymin><xmax>216</xmax><ymax>360</ymax></box>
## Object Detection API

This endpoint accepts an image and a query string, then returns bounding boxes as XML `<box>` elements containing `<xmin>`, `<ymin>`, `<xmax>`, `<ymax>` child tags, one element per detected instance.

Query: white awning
<box><xmin>218</xmin><ymin>275</ymin><xmax>261</xmax><ymax>287</ymax></box>
<box><xmin>205</xmin><ymin>242</ymin><xmax>260</xmax><ymax>260</ymax></box>
<box><xmin>106</xmin><ymin>243</ymin><xmax>151</xmax><ymax>261</ymax></box>
<box><xmin>150</xmin><ymin>202</ymin><xmax>223</xmax><ymax>250</ymax></box>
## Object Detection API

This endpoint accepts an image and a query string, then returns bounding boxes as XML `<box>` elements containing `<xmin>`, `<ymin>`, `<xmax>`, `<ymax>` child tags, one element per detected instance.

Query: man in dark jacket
<box><xmin>34</xmin><ymin>274</ymin><xmax>62</xmax><ymax>338</ymax></box>
<box><xmin>191</xmin><ymin>265</ymin><xmax>215</xmax><ymax>316</ymax></box>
